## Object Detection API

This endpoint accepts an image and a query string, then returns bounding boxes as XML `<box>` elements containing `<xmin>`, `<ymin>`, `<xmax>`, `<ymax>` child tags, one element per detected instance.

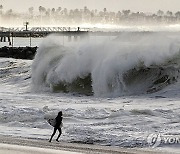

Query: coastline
<box><xmin>0</xmin><ymin>135</ymin><xmax>178</xmax><ymax>154</ymax></box>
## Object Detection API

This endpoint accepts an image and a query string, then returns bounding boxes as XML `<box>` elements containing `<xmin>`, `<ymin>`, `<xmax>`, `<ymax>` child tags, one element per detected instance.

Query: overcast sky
<box><xmin>1</xmin><ymin>0</ymin><xmax>180</xmax><ymax>13</ymax></box>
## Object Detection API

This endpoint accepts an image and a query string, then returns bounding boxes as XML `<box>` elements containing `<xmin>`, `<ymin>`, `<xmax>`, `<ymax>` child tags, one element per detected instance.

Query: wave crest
<box><xmin>31</xmin><ymin>33</ymin><xmax>180</xmax><ymax>97</ymax></box>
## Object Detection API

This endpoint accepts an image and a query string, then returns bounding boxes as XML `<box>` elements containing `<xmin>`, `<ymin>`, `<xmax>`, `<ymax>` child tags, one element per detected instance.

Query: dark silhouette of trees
<box><xmin>1</xmin><ymin>5</ymin><xmax>180</xmax><ymax>26</ymax></box>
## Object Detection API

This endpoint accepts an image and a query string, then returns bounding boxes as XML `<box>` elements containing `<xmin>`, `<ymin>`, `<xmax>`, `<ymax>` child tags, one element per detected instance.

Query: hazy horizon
<box><xmin>1</xmin><ymin>0</ymin><xmax>180</xmax><ymax>13</ymax></box>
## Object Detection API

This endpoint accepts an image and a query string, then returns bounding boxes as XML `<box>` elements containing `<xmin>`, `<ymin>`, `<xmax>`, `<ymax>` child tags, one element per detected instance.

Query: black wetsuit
<box><xmin>55</xmin><ymin>114</ymin><xmax>62</xmax><ymax>128</ymax></box>
<box><xmin>49</xmin><ymin>112</ymin><xmax>63</xmax><ymax>142</ymax></box>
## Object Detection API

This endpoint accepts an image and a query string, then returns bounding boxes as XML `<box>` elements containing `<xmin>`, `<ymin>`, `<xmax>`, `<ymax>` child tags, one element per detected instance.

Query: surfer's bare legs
<box><xmin>56</xmin><ymin>128</ymin><xmax>62</xmax><ymax>142</ymax></box>
<box><xmin>49</xmin><ymin>127</ymin><xmax>57</xmax><ymax>142</ymax></box>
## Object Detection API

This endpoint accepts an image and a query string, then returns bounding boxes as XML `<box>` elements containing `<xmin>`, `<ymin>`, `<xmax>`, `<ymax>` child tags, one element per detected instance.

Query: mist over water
<box><xmin>32</xmin><ymin>32</ymin><xmax>180</xmax><ymax>97</ymax></box>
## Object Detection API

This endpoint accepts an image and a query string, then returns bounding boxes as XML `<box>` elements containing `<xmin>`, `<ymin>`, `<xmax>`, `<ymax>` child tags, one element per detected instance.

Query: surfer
<box><xmin>49</xmin><ymin>111</ymin><xmax>63</xmax><ymax>142</ymax></box>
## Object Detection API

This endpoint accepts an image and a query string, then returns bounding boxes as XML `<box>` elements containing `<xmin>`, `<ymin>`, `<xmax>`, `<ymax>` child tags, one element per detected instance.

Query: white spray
<box><xmin>32</xmin><ymin>33</ymin><xmax>180</xmax><ymax>97</ymax></box>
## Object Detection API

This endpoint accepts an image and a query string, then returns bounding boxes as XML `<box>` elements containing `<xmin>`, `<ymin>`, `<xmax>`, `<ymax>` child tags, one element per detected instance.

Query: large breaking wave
<box><xmin>32</xmin><ymin>33</ymin><xmax>180</xmax><ymax>97</ymax></box>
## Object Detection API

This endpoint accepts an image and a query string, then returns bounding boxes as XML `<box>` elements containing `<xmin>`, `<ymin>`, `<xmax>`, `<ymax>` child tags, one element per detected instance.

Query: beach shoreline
<box><xmin>0</xmin><ymin>135</ymin><xmax>178</xmax><ymax>154</ymax></box>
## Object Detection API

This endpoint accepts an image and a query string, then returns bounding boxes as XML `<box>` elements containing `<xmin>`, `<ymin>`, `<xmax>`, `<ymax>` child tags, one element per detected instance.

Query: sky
<box><xmin>0</xmin><ymin>0</ymin><xmax>180</xmax><ymax>13</ymax></box>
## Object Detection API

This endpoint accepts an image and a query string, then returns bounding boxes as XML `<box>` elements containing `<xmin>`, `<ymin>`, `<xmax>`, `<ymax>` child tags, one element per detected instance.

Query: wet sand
<box><xmin>0</xmin><ymin>135</ymin><xmax>178</xmax><ymax>154</ymax></box>
<box><xmin>0</xmin><ymin>143</ymin><xmax>81</xmax><ymax>154</ymax></box>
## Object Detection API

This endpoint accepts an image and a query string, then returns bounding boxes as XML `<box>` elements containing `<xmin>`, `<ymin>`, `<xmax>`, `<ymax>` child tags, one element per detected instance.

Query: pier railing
<box><xmin>7</xmin><ymin>27</ymin><xmax>90</xmax><ymax>32</ymax></box>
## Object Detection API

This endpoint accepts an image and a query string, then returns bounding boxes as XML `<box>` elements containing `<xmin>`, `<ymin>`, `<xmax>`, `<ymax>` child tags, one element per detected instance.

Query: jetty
<box><xmin>0</xmin><ymin>46</ymin><xmax>37</xmax><ymax>60</ymax></box>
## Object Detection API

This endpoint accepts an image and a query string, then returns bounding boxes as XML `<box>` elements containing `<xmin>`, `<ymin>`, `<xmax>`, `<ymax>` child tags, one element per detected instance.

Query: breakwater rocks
<box><xmin>0</xmin><ymin>46</ymin><xmax>37</xmax><ymax>60</ymax></box>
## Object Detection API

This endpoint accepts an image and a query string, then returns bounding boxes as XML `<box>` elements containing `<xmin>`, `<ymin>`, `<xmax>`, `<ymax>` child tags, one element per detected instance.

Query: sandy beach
<box><xmin>0</xmin><ymin>143</ymin><xmax>81</xmax><ymax>154</ymax></box>
<box><xmin>0</xmin><ymin>135</ymin><xmax>179</xmax><ymax>154</ymax></box>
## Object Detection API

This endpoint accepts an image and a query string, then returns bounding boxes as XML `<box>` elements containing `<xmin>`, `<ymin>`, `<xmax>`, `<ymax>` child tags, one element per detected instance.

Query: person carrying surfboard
<box><xmin>49</xmin><ymin>111</ymin><xmax>63</xmax><ymax>142</ymax></box>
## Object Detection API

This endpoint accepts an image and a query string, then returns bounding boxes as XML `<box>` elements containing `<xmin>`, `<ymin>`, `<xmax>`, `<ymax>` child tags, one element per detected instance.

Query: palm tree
<box><xmin>28</xmin><ymin>7</ymin><xmax>34</xmax><ymax>16</ymax></box>
<box><xmin>175</xmin><ymin>11</ymin><xmax>180</xmax><ymax>18</ymax></box>
<box><xmin>39</xmin><ymin>6</ymin><xmax>46</xmax><ymax>15</ymax></box>
<box><xmin>157</xmin><ymin>10</ymin><xmax>164</xmax><ymax>16</ymax></box>
<box><xmin>6</xmin><ymin>9</ymin><xmax>13</xmax><ymax>16</ymax></box>
<box><xmin>0</xmin><ymin>5</ymin><xmax>3</xmax><ymax>15</ymax></box>
<box><xmin>51</xmin><ymin>8</ymin><xmax>56</xmax><ymax>15</ymax></box>
<box><xmin>175</xmin><ymin>11</ymin><xmax>180</xmax><ymax>21</ymax></box>
<box><xmin>63</xmin><ymin>8</ymin><xmax>68</xmax><ymax>16</ymax></box>
<box><xmin>39</xmin><ymin>6</ymin><xmax>46</xmax><ymax>26</ymax></box>
<box><xmin>84</xmin><ymin>6</ymin><xmax>88</xmax><ymax>13</ymax></box>
<box><xmin>166</xmin><ymin>11</ymin><xmax>173</xmax><ymax>17</ymax></box>
<box><xmin>39</xmin><ymin>6</ymin><xmax>43</xmax><ymax>14</ymax></box>
<box><xmin>57</xmin><ymin>7</ymin><xmax>62</xmax><ymax>16</ymax></box>
<box><xmin>122</xmin><ymin>10</ymin><xmax>130</xmax><ymax>16</ymax></box>
<box><xmin>116</xmin><ymin>11</ymin><xmax>121</xmax><ymax>17</ymax></box>
<box><xmin>57</xmin><ymin>7</ymin><xmax>61</xmax><ymax>12</ymax></box>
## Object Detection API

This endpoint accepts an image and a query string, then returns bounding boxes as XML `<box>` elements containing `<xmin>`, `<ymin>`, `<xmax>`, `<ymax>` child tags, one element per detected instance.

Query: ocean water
<box><xmin>1</xmin><ymin>29</ymin><xmax>180</xmax><ymax>150</ymax></box>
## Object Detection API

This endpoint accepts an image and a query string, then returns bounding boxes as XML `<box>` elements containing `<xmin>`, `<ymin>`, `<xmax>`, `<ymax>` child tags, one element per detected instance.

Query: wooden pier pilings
<box><xmin>0</xmin><ymin>32</ymin><xmax>11</xmax><ymax>45</ymax></box>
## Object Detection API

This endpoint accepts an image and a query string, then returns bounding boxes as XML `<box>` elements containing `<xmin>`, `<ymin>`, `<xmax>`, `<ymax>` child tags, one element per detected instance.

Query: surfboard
<box><xmin>44</xmin><ymin>112</ymin><xmax>63</xmax><ymax>128</ymax></box>
<box><xmin>47</xmin><ymin>118</ymin><xmax>63</xmax><ymax>128</ymax></box>
<box><xmin>47</xmin><ymin>118</ymin><xmax>56</xmax><ymax>127</ymax></box>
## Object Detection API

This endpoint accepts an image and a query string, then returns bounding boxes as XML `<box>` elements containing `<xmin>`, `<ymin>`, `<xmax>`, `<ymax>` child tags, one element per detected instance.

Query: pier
<box><xmin>0</xmin><ymin>26</ymin><xmax>125</xmax><ymax>47</ymax></box>
<box><xmin>0</xmin><ymin>26</ymin><xmax>90</xmax><ymax>46</ymax></box>
<box><xmin>0</xmin><ymin>26</ymin><xmax>121</xmax><ymax>60</ymax></box>
<box><xmin>0</xmin><ymin>26</ymin><xmax>89</xmax><ymax>37</ymax></box>
<box><xmin>0</xmin><ymin>26</ymin><xmax>123</xmax><ymax>38</ymax></box>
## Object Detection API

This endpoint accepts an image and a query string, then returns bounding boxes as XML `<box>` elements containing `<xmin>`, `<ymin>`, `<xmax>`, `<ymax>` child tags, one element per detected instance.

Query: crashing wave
<box><xmin>31</xmin><ymin>33</ymin><xmax>180</xmax><ymax>97</ymax></box>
